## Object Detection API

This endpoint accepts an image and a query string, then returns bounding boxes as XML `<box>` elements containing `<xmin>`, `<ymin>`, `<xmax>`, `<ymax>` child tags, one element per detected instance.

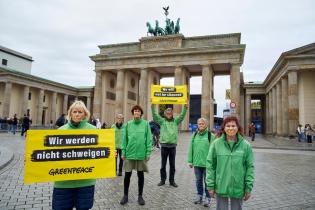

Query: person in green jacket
<box><xmin>151</xmin><ymin>104</ymin><xmax>187</xmax><ymax>187</ymax></box>
<box><xmin>206</xmin><ymin>116</ymin><xmax>254</xmax><ymax>210</ymax></box>
<box><xmin>111</xmin><ymin>113</ymin><xmax>125</xmax><ymax>176</ymax></box>
<box><xmin>188</xmin><ymin>118</ymin><xmax>215</xmax><ymax>207</ymax></box>
<box><xmin>120</xmin><ymin>105</ymin><xmax>152</xmax><ymax>206</ymax></box>
<box><xmin>52</xmin><ymin>100</ymin><xmax>96</xmax><ymax>210</ymax></box>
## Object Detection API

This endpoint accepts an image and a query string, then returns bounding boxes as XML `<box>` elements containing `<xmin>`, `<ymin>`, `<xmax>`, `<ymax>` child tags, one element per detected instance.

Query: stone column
<box><xmin>2</xmin><ymin>82</ymin><xmax>12</xmax><ymax>117</ymax></box>
<box><xmin>139</xmin><ymin>68</ymin><xmax>148</xmax><ymax>119</ymax></box>
<box><xmin>276</xmin><ymin>82</ymin><xmax>282</xmax><ymax>135</ymax></box>
<box><xmin>93</xmin><ymin>71</ymin><xmax>102</xmax><ymax>119</ymax></box>
<box><xmin>22</xmin><ymin>86</ymin><xmax>29</xmax><ymax>116</ymax></box>
<box><xmin>288</xmin><ymin>71</ymin><xmax>299</xmax><ymax>136</ymax></box>
<box><xmin>115</xmin><ymin>69</ymin><xmax>125</xmax><ymax>116</ymax></box>
<box><xmin>245</xmin><ymin>94</ymin><xmax>251</xmax><ymax>136</ymax></box>
<box><xmin>86</xmin><ymin>96</ymin><xmax>91</xmax><ymax>113</ymax></box>
<box><xmin>209</xmin><ymin>72</ymin><xmax>214</xmax><ymax>129</ymax></box>
<box><xmin>268</xmin><ymin>91</ymin><xmax>273</xmax><ymax>134</ymax></box>
<box><xmin>230</xmin><ymin>64</ymin><xmax>241</xmax><ymax>118</ymax></box>
<box><xmin>63</xmin><ymin>94</ymin><xmax>68</xmax><ymax>114</ymax></box>
<box><xmin>265</xmin><ymin>93</ymin><xmax>269</xmax><ymax>134</ymax></box>
<box><xmin>281</xmin><ymin>77</ymin><xmax>288</xmax><ymax>136</ymax></box>
<box><xmin>37</xmin><ymin>89</ymin><xmax>44</xmax><ymax>125</ymax></box>
<box><xmin>272</xmin><ymin>87</ymin><xmax>277</xmax><ymax>134</ymax></box>
<box><xmin>201</xmin><ymin>65</ymin><xmax>210</xmax><ymax>122</ymax></box>
<box><xmin>51</xmin><ymin>92</ymin><xmax>57</xmax><ymax>122</ymax></box>
<box><xmin>174</xmin><ymin>66</ymin><xmax>183</xmax><ymax>116</ymax></box>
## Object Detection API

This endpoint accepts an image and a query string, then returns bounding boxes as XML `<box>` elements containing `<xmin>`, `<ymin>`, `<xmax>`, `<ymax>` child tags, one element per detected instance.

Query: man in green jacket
<box><xmin>151</xmin><ymin>104</ymin><xmax>187</xmax><ymax>187</ymax></box>
<box><xmin>111</xmin><ymin>114</ymin><xmax>125</xmax><ymax>176</ymax></box>
<box><xmin>188</xmin><ymin>118</ymin><xmax>215</xmax><ymax>207</ymax></box>
<box><xmin>206</xmin><ymin>116</ymin><xmax>254</xmax><ymax>210</ymax></box>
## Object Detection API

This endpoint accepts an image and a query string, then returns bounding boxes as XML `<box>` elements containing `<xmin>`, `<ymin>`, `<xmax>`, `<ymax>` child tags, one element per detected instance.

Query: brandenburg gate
<box><xmin>90</xmin><ymin>33</ymin><xmax>245</xmax><ymax>130</ymax></box>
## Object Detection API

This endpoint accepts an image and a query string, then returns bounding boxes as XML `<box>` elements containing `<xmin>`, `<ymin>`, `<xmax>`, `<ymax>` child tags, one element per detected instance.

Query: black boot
<box><xmin>170</xmin><ymin>182</ymin><xmax>178</xmax><ymax>187</ymax></box>
<box><xmin>120</xmin><ymin>195</ymin><xmax>128</xmax><ymax>205</ymax></box>
<box><xmin>138</xmin><ymin>195</ymin><xmax>145</xmax><ymax>205</ymax></box>
<box><xmin>157</xmin><ymin>181</ymin><xmax>165</xmax><ymax>186</ymax></box>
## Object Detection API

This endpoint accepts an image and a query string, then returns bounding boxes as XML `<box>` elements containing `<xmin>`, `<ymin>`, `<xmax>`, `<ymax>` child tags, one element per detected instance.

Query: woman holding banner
<box><xmin>206</xmin><ymin>116</ymin><xmax>254</xmax><ymax>210</ymax></box>
<box><xmin>52</xmin><ymin>101</ymin><xmax>96</xmax><ymax>210</ymax></box>
<box><xmin>120</xmin><ymin>105</ymin><xmax>152</xmax><ymax>206</ymax></box>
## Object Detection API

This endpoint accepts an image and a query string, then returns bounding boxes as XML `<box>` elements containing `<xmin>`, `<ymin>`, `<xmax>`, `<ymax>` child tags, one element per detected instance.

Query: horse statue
<box><xmin>165</xmin><ymin>18</ymin><xmax>172</xmax><ymax>35</ymax></box>
<box><xmin>174</xmin><ymin>18</ymin><xmax>180</xmax><ymax>34</ymax></box>
<box><xmin>146</xmin><ymin>22</ymin><xmax>157</xmax><ymax>36</ymax></box>
<box><xmin>155</xmin><ymin>20</ymin><xmax>165</xmax><ymax>36</ymax></box>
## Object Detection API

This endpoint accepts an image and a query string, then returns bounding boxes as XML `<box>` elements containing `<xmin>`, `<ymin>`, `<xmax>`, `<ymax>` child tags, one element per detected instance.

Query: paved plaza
<box><xmin>0</xmin><ymin>132</ymin><xmax>315</xmax><ymax>210</ymax></box>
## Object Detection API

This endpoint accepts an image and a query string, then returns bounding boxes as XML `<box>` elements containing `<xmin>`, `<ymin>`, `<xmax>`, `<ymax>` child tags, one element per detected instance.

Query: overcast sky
<box><xmin>1</xmin><ymin>0</ymin><xmax>314</xmax><ymax>117</ymax></box>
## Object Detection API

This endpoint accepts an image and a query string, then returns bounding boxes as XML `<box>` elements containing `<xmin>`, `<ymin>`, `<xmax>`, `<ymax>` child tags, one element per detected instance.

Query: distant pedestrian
<box><xmin>250</xmin><ymin>122</ymin><xmax>256</xmax><ymax>141</ymax></box>
<box><xmin>305</xmin><ymin>124</ymin><xmax>314</xmax><ymax>143</ymax></box>
<box><xmin>12</xmin><ymin>114</ymin><xmax>18</xmax><ymax>135</ymax></box>
<box><xmin>188</xmin><ymin>118</ymin><xmax>215</xmax><ymax>207</ymax></box>
<box><xmin>95</xmin><ymin>118</ymin><xmax>101</xmax><ymax>129</ymax></box>
<box><xmin>21</xmin><ymin>115</ymin><xmax>31</xmax><ymax>137</ymax></box>
<box><xmin>111</xmin><ymin>114</ymin><xmax>125</xmax><ymax>176</ymax></box>
<box><xmin>296</xmin><ymin>124</ymin><xmax>303</xmax><ymax>142</ymax></box>
<box><xmin>206</xmin><ymin>116</ymin><xmax>254</xmax><ymax>210</ymax></box>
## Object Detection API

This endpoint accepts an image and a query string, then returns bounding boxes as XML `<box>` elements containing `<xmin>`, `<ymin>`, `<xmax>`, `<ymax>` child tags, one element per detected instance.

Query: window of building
<box><xmin>43</xmin><ymin>95</ymin><xmax>46</xmax><ymax>102</ymax></box>
<box><xmin>28</xmin><ymin>92</ymin><xmax>31</xmax><ymax>100</ymax></box>
<box><xmin>2</xmin><ymin>59</ymin><xmax>8</xmax><ymax>66</ymax></box>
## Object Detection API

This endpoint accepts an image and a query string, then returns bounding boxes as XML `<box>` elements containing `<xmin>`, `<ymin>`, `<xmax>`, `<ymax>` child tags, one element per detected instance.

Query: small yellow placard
<box><xmin>151</xmin><ymin>85</ymin><xmax>187</xmax><ymax>104</ymax></box>
<box><xmin>24</xmin><ymin>129</ymin><xmax>115</xmax><ymax>184</ymax></box>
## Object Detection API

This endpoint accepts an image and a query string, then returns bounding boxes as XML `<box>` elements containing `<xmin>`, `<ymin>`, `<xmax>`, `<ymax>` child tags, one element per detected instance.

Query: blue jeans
<box><xmin>194</xmin><ymin>166</ymin><xmax>210</xmax><ymax>198</ymax></box>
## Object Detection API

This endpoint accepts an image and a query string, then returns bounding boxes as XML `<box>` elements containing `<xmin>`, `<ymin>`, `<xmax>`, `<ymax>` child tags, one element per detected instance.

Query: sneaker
<box><xmin>170</xmin><ymin>182</ymin><xmax>178</xmax><ymax>187</ymax></box>
<box><xmin>117</xmin><ymin>171</ymin><xmax>122</xmax><ymax>176</ymax></box>
<box><xmin>157</xmin><ymin>181</ymin><xmax>165</xmax><ymax>186</ymax></box>
<box><xmin>120</xmin><ymin>195</ymin><xmax>128</xmax><ymax>205</ymax></box>
<box><xmin>138</xmin><ymin>195</ymin><xmax>145</xmax><ymax>205</ymax></box>
<box><xmin>194</xmin><ymin>196</ymin><xmax>202</xmax><ymax>204</ymax></box>
<box><xmin>203</xmin><ymin>198</ymin><xmax>211</xmax><ymax>207</ymax></box>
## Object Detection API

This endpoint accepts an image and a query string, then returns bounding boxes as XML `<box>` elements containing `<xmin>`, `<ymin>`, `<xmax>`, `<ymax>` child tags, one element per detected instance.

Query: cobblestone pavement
<box><xmin>0</xmin><ymin>132</ymin><xmax>315</xmax><ymax>210</ymax></box>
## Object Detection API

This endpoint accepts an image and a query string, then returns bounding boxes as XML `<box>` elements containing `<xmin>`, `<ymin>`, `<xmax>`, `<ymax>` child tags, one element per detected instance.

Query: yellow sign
<box><xmin>151</xmin><ymin>85</ymin><xmax>187</xmax><ymax>104</ymax></box>
<box><xmin>24</xmin><ymin>129</ymin><xmax>116</xmax><ymax>184</ymax></box>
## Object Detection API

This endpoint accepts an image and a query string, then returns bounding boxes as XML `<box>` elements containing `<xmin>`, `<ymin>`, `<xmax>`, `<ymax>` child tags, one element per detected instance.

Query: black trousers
<box><xmin>124</xmin><ymin>171</ymin><xmax>144</xmax><ymax>196</ymax></box>
<box><xmin>160</xmin><ymin>147</ymin><xmax>176</xmax><ymax>183</ymax></box>
<box><xmin>116</xmin><ymin>149</ymin><xmax>123</xmax><ymax>173</ymax></box>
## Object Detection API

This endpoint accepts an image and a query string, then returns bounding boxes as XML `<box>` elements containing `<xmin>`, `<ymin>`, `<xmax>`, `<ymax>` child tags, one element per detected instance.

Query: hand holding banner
<box><xmin>151</xmin><ymin>85</ymin><xmax>187</xmax><ymax>104</ymax></box>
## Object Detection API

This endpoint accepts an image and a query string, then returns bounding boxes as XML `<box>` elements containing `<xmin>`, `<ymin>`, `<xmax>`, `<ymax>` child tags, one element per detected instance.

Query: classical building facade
<box><xmin>90</xmin><ymin>33</ymin><xmax>245</xmax><ymax>129</ymax></box>
<box><xmin>0</xmin><ymin>67</ymin><xmax>93</xmax><ymax>125</ymax></box>
<box><xmin>243</xmin><ymin>43</ymin><xmax>315</xmax><ymax>136</ymax></box>
<box><xmin>1</xmin><ymin>37</ymin><xmax>314</xmax><ymax>135</ymax></box>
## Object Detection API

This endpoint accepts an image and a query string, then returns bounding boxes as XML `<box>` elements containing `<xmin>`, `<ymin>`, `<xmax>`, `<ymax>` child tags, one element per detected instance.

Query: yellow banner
<box><xmin>24</xmin><ymin>129</ymin><xmax>116</xmax><ymax>184</ymax></box>
<box><xmin>151</xmin><ymin>85</ymin><xmax>187</xmax><ymax>104</ymax></box>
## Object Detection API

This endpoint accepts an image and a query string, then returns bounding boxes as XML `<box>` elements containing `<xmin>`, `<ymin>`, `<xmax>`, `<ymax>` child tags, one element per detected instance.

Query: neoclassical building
<box><xmin>1</xmin><ymin>36</ymin><xmax>314</xmax><ymax>136</ymax></box>
<box><xmin>243</xmin><ymin>43</ymin><xmax>315</xmax><ymax>136</ymax></box>
<box><xmin>90</xmin><ymin>33</ymin><xmax>245</xmax><ymax>130</ymax></box>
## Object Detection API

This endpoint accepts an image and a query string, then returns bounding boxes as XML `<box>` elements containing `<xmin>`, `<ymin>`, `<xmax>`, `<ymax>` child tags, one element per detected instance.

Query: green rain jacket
<box><xmin>54</xmin><ymin>119</ymin><xmax>96</xmax><ymax>189</ymax></box>
<box><xmin>206</xmin><ymin>133</ymin><xmax>254</xmax><ymax>199</ymax></box>
<box><xmin>122</xmin><ymin>119</ymin><xmax>152</xmax><ymax>160</ymax></box>
<box><xmin>111</xmin><ymin>123</ymin><xmax>125</xmax><ymax>149</ymax></box>
<box><xmin>151</xmin><ymin>106</ymin><xmax>187</xmax><ymax>145</ymax></box>
<box><xmin>187</xmin><ymin>128</ymin><xmax>215</xmax><ymax>167</ymax></box>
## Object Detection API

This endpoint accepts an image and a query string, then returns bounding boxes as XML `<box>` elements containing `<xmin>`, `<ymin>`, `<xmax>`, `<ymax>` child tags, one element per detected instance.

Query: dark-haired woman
<box><xmin>206</xmin><ymin>116</ymin><xmax>254</xmax><ymax>210</ymax></box>
<box><xmin>120</xmin><ymin>105</ymin><xmax>152</xmax><ymax>206</ymax></box>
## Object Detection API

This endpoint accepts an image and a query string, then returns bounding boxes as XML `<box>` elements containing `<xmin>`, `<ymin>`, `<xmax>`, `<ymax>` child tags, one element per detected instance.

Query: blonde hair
<box><xmin>197</xmin><ymin>117</ymin><xmax>208</xmax><ymax>126</ymax></box>
<box><xmin>67</xmin><ymin>100</ymin><xmax>90</xmax><ymax>121</ymax></box>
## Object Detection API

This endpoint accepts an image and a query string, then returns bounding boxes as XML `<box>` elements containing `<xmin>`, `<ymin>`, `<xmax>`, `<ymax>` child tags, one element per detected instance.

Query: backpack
<box><xmin>193</xmin><ymin>130</ymin><xmax>212</xmax><ymax>143</ymax></box>
<box><xmin>55</xmin><ymin>117</ymin><xmax>65</xmax><ymax>127</ymax></box>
